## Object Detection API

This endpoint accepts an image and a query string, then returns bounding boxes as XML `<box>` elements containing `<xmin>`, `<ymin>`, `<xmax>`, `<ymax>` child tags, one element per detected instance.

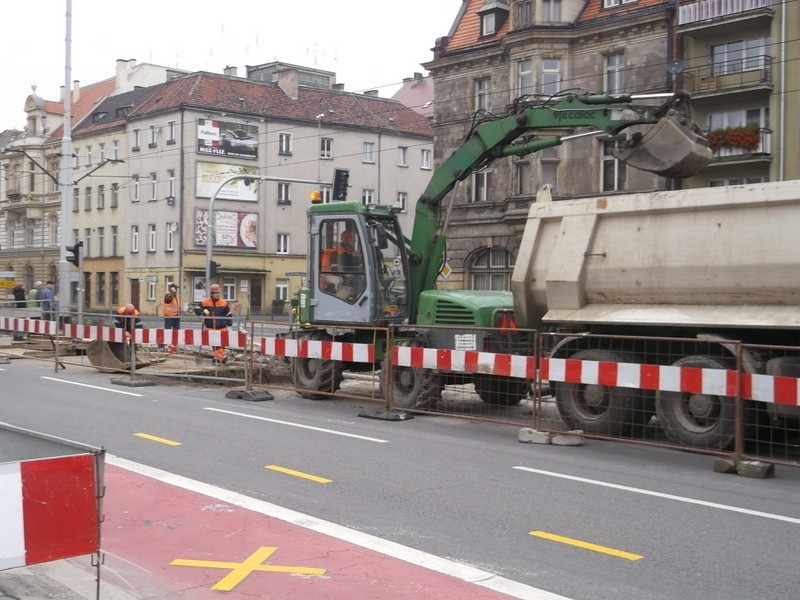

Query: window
<box><xmin>72</xmin><ymin>188</ymin><xmax>79</xmax><ymax>212</ymax></box>
<box><xmin>604</xmin><ymin>0</ymin><xmax>636</xmax><ymax>6</ymax></box>
<box><xmin>277</xmin><ymin>233</ymin><xmax>289</xmax><ymax>254</ymax></box>
<box><xmin>147</xmin><ymin>224</ymin><xmax>156</xmax><ymax>252</ymax></box>
<box><xmin>167</xmin><ymin>121</ymin><xmax>176</xmax><ymax>144</ymax></box>
<box><xmin>278</xmin><ymin>182</ymin><xmax>291</xmax><ymax>204</ymax></box>
<box><xmin>166</xmin><ymin>223</ymin><xmax>175</xmax><ymax>251</ymax></box>
<box><xmin>29</xmin><ymin>162</ymin><xmax>35</xmax><ymax>192</ymax></box>
<box><xmin>361</xmin><ymin>189</ymin><xmax>375</xmax><ymax>206</ymax></box>
<box><xmin>397</xmin><ymin>146</ymin><xmax>408</xmax><ymax>167</ymax></box>
<box><xmin>131</xmin><ymin>225</ymin><xmax>139</xmax><ymax>252</ymax></box>
<box><xmin>541</xmin><ymin>59</ymin><xmax>560</xmax><ymax>96</ymax></box>
<box><xmin>150</xmin><ymin>173</ymin><xmax>158</xmax><ymax>201</ymax></box>
<box><xmin>709</xmin><ymin>107</ymin><xmax>768</xmax><ymax>130</ymax></box>
<box><xmin>395</xmin><ymin>192</ymin><xmax>407</xmax><ymax>212</ymax></box>
<box><xmin>471</xmin><ymin>170</ymin><xmax>491</xmax><ymax>203</ymax></box>
<box><xmin>131</xmin><ymin>175</ymin><xmax>140</xmax><ymax>202</ymax></box>
<box><xmin>111</xmin><ymin>272</ymin><xmax>119</xmax><ymax>306</ymax></box>
<box><xmin>111</xmin><ymin>183</ymin><xmax>119</xmax><ymax>208</ymax></box>
<box><xmin>72</xmin><ymin>229</ymin><xmax>79</xmax><ymax>245</ymax></box>
<box><xmin>711</xmin><ymin>38</ymin><xmax>770</xmax><ymax>75</ymax></box>
<box><xmin>223</xmin><ymin>278</ymin><xmax>236</xmax><ymax>301</ymax></box>
<box><xmin>540</xmin><ymin>147</ymin><xmax>559</xmax><ymax>193</ymax></box>
<box><xmin>148</xmin><ymin>280</ymin><xmax>156</xmax><ymax>301</ymax></box>
<box><xmin>605</xmin><ymin>53</ymin><xmax>625</xmax><ymax>94</ymax></box>
<box><xmin>96</xmin><ymin>227</ymin><xmax>105</xmax><ymax>257</ymax></box>
<box><xmin>516</xmin><ymin>0</ymin><xmax>533</xmax><ymax>26</ymax></box>
<box><xmin>168</xmin><ymin>169</ymin><xmax>176</xmax><ymax>200</ymax></box>
<box><xmin>542</xmin><ymin>0</ymin><xmax>561</xmax><ymax>22</ymax></box>
<box><xmin>320</xmin><ymin>137</ymin><xmax>332</xmax><ymax>159</ymax></box>
<box><xmin>26</xmin><ymin>221</ymin><xmax>35</xmax><ymax>246</ymax></box>
<box><xmin>99</xmin><ymin>143</ymin><xmax>105</xmax><ymax>163</ymax></box>
<box><xmin>97</xmin><ymin>185</ymin><xmax>105</xmax><ymax>210</ymax></box>
<box><xmin>84</xmin><ymin>187</ymin><xmax>92</xmax><ymax>211</ymax></box>
<box><xmin>601</xmin><ymin>139</ymin><xmax>626</xmax><ymax>192</ymax></box>
<box><xmin>73</xmin><ymin>149</ymin><xmax>80</xmax><ymax>168</ymax></box>
<box><xmin>470</xmin><ymin>247</ymin><xmax>514</xmax><ymax>291</ymax></box>
<box><xmin>111</xmin><ymin>226</ymin><xmax>118</xmax><ymax>256</ymax></box>
<box><xmin>517</xmin><ymin>59</ymin><xmax>533</xmax><ymax>95</ymax></box>
<box><xmin>86</xmin><ymin>146</ymin><xmax>92</xmax><ymax>166</ymax></box>
<box><xmin>112</xmin><ymin>140</ymin><xmax>119</xmax><ymax>160</ymax></box>
<box><xmin>149</xmin><ymin>124</ymin><xmax>158</xmax><ymax>148</ymax></box>
<box><xmin>49</xmin><ymin>215</ymin><xmax>58</xmax><ymax>245</ymax></box>
<box><xmin>84</xmin><ymin>228</ymin><xmax>92</xmax><ymax>258</ymax></box>
<box><xmin>475</xmin><ymin>78</ymin><xmax>491</xmax><ymax>111</ymax></box>
<box><xmin>275</xmin><ymin>278</ymin><xmax>289</xmax><ymax>301</ymax></box>
<box><xmin>421</xmin><ymin>148</ymin><xmax>432</xmax><ymax>169</ymax></box>
<box><xmin>362</xmin><ymin>142</ymin><xmax>375</xmax><ymax>163</ymax></box>
<box><xmin>481</xmin><ymin>12</ymin><xmax>496</xmax><ymax>36</ymax></box>
<box><xmin>321</xmin><ymin>186</ymin><xmax>332</xmax><ymax>204</ymax></box>
<box><xmin>278</xmin><ymin>132</ymin><xmax>292</xmax><ymax>155</ymax></box>
<box><xmin>132</xmin><ymin>128</ymin><xmax>140</xmax><ymax>151</ymax></box>
<box><xmin>97</xmin><ymin>272</ymin><xmax>106</xmax><ymax>305</ymax></box>
<box><xmin>515</xmin><ymin>161</ymin><xmax>532</xmax><ymax>196</ymax></box>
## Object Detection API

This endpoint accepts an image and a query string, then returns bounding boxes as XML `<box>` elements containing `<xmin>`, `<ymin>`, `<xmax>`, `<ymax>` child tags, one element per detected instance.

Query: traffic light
<box><xmin>66</xmin><ymin>241</ymin><xmax>83</xmax><ymax>268</ymax></box>
<box><xmin>332</xmin><ymin>168</ymin><xmax>349</xmax><ymax>201</ymax></box>
<box><xmin>209</xmin><ymin>260</ymin><xmax>221</xmax><ymax>278</ymax></box>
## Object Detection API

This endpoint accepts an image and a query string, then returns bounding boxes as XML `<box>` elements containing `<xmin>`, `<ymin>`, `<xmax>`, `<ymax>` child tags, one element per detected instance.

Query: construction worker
<box><xmin>114</xmin><ymin>304</ymin><xmax>143</xmax><ymax>341</ymax></box>
<box><xmin>195</xmin><ymin>283</ymin><xmax>232</xmax><ymax>364</ymax></box>
<box><xmin>320</xmin><ymin>229</ymin><xmax>364</xmax><ymax>300</ymax></box>
<box><xmin>161</xmin><ymin>283</ymin><xmax>181</xmax><ymax>353</ymax></box>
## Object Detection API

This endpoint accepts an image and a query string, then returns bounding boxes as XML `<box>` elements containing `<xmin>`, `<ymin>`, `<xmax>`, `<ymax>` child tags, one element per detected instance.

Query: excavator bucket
<box><xmin>612</xmin><ymin>112</ymin><xmax>712</xmax><ymax>178</ymax></box>
<box><xmin>86</xmin><ymin>340</ymin><xmax>133</xmax><ymax>372</ymax></box>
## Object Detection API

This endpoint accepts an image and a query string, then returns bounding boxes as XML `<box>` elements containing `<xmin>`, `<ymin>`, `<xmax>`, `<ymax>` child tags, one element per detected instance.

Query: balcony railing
<box><xmin>681</xmin><ymin>55</ymin><xmax>772</xmax><ymax>95</ymax></box>
<box><xmin>679</xmin><ymin>0</ymin><xmax>772</xmax><ymax>25</ymax></box>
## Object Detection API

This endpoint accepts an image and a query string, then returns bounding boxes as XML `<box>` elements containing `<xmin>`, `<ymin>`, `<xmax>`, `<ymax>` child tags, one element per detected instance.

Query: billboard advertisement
<box><xmin>194</xmin><ymin>209</ymin><xmax>258</xmax><ymax>248</ymax></box>
<box><xmin>197</xmin><ymin>119</ymin><xmax>258</xmax><ymax>160</ymax></box>
<box><xmin>196</xmin><ymin>162</ymin><xmax>259</xmax><ymax>201</ymax></box>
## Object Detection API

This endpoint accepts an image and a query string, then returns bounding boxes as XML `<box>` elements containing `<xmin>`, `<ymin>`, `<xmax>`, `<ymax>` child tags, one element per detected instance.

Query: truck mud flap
<box><xmin>612</xmin><ymin>113</ymin><xmax>712</xmax><ymax>178</ymax></box>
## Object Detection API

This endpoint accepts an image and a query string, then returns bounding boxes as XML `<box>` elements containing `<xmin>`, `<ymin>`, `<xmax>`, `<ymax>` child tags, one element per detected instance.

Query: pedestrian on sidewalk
<box><xmin>39</xmin><ymin>281</ymin><xmax>54</xmax><ymax>322</ymax></box>
<box><xmin>12</xmin><ymin>283</ymin><xmax>26</xmax><ymax>341</ymax></box>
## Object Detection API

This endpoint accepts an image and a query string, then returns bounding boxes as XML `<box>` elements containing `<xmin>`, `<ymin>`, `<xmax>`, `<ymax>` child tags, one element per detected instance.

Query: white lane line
<box><xmin>204</xmin><ymin>407</ymin><xmax>389</xmax><ymax>443</ymax></box>
<box><xmin>514</xmin><ymin>466</ymin><xmax>800</xmax><ymax>525</ymax></box>
<box><xmin>109</xmin><ymin>455</ymin><xmax>570</xmax><ymax>600</ymax></box>
<box><xmin>42</xmin><ymin>376</ymin><xmax>144</xmax><ymax>397</ymax></box>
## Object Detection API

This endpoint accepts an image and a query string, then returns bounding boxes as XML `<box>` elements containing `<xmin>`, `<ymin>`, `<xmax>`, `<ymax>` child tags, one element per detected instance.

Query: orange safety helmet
<box><xmin>209</xmin><ymin>283</ymin><xmax>221</xmax><ymax>293</ymax></box>
<box><xmin>123</xmin><ymin>304</ymin><xmax>136</xmax><ymax>315</ymax></box>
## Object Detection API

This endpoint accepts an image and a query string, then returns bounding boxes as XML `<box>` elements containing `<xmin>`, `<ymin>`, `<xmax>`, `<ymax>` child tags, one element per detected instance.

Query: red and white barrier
<box><xmin>391</xmin><ymin>345</ymin><xmax>537</xmax><ymax>379</ymax></box>
<box><xmin>135</xmin><ymin>328</ymin><xmax>248</xmax><ymax>349</ymax></box>
<box><xmin>62</xmin><ymin>324</ymin><xmax>126</xmax><ymax>343</ymax></box>
<box><xmin>0</xmin><ymin>317</ymin><xmax>57</xmax><ymax>336</ymax></box>
<box><xmin>260</xmin><ymin>336</ymin><xmax>375</xmax><ymax>363</ymax></box>
<box><xmin>0</xmin><ymin>454</ymin><xmax>99</xmax><ymax>569</ymax></box>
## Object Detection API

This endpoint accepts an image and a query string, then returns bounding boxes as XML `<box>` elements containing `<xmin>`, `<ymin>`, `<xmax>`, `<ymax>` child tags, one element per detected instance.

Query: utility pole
<box><xmin>58</xmin><ymin>0</ymin><xmax>75</xmax><ymax>323</ymax></box>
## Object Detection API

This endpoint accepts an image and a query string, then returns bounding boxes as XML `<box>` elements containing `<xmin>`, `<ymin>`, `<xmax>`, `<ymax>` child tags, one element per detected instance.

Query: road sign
<box><xmin>0</xmin><ymin>280</ymin><xmax>15</xmax><ymax>289</ymax></box>
<box><xmin>0</xmin><ymin>271</ymin><xmax>15</xmax><ymax>278</ymax></box>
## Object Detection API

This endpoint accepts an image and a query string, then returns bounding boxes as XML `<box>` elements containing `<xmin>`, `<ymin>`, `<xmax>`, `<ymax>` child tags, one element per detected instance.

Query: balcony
<box><xmin>705</xmin><ymin>126</ymin><xmax>772</xmax><ymax>164</ymax></box>
<box><xmin>681</xmin><ymin>56</ymin><xmax>771</xmax><ymax>96</ymax></box>
<box><xmin>679</xmin><ymin>0</ymin><xmax>773</xmax><ymax>27</ymax></box>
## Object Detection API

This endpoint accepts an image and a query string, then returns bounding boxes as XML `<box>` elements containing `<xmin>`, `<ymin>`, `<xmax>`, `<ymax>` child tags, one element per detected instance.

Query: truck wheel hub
<box><xmin>583</xmin><ymin>385</ymin><xmax>605</xmax><ymax>408</ymax></box>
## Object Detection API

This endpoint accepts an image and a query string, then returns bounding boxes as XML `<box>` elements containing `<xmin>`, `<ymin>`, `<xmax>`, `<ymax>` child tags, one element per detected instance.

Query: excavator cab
<box><xmin>612</xmin><ymin>110</ymin><xmax>712</xmax><ymax>178</ymax></box>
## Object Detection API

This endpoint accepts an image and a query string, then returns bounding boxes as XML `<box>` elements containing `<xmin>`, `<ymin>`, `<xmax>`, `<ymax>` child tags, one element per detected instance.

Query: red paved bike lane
<box><xmin>94</xmin><ymin>458</ymin><xmax>556</xmax><ymax>599</ymax></box>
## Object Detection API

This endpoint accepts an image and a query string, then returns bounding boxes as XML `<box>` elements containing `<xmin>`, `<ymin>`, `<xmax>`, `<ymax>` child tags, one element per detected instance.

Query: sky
<box><xmin>1</xmin><ymin>0</ymin><xmax>461</xmax><ymax>129</ymax></box>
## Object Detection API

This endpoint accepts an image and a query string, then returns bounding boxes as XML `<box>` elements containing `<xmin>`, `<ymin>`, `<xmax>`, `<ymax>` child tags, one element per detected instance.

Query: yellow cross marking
<box><xmin>265</xmin><ymin>465</ymin><xmax>332</xmax><ymax>483</ymax></box>
<box><xmin>170</xmin><ymin>546</ymin><xmax>326</xmax><ymax>591</ymax></box>
<box><xmin>530</xmin><ymin>530</ymin><xmax>644</xmax><ymax>561</ymax></box>
<box><xmin>134</xmin><ymin>433</ymin><xmax>181</xmax><ymax>446</ymax></box>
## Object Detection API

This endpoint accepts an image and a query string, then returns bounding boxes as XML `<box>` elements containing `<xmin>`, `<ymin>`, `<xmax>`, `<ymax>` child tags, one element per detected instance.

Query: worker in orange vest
<box><xmin>161</xmin><ymin>283</ymin><xmax>181</xmax><ymax>353</ymax></box>
<box><xmin>194</xmin><ymin>284</ymin><xmax>232</xmax><ymax>364</ymax></box>
<box><xmin>114</xmin><ymin>304</ymin><xmax>143</xmax><ymax>342</ymax></box>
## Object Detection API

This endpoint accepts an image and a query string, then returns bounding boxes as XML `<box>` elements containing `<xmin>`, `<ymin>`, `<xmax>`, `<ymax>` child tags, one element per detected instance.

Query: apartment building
<box><xmin>423</xmin><ymin>0</ymin><xmax>798</xmax><ymax>290</ymax></box>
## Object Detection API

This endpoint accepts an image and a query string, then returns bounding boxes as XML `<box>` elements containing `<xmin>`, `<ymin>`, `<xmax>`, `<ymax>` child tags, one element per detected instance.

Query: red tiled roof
<box><xmin>444</xmin><ymin>0</ymin><xmax>511</xmax><ymax>52</ymax></box>
<box><xmin>47</xmin><ymin>77</ymin><xmax>116</xmax><ymax>141</ymax></box>
<box><xmin>129</xmin><ymin>73</ymin><xmax>433</xmax><ymax>138</ymax></box>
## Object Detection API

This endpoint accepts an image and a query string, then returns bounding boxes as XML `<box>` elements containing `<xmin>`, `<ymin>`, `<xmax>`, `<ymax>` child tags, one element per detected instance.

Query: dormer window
<box><xmin>477</xmin><ymin>0</ymin><xmax>509</xmax><ymax>37</ymax></box>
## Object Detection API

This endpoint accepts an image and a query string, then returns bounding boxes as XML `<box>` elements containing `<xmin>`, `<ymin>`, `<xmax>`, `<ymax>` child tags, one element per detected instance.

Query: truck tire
<box><xmin>380</xmin><ymin>346</ymin><xmax>442</xmax><ymax>409</ymax></box>
<box><xmin>292</xmin><ymin>331</ymin><xmax>344</xmax><ymax>399</ymax></box>
<box><xmin>554</xmin><ymin>349</ymin><xmax>648</xmax><ymax>436</ymax></box>
<box><xmin>655</xmin><ymin>355</ymin><xmax>737</xmax><ymax>450</ymax></box>
<box><xmin>474</xmin><ymin>375</ymin><xmax>529</xmax><ymax>406</ymax></box>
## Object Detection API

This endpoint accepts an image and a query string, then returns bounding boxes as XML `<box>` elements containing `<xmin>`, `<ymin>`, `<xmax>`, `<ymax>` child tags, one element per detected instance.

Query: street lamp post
<box><xmin>315</xmin><ymin>113</ymin><xmax>324</xmax><ymax>185</ymax></box>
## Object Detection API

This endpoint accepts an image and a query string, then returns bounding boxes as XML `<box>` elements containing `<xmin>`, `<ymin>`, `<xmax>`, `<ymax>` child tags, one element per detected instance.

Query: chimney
<box><xmin>363</xmin><ymin>90</ymin><xmax>379</xmax><ymax>97</ymax></box>
<box><xmin>72</xmin><ymin>80</ymin><xmax>81</xmax><ymax>103</ymax></box>
<box><xmin>116</xmin><ymin>59</ymin><xmax>136</xmax><ymax>90</ymax></box>
<box><xmin>413</xmin><ymin>72</ymin><xmax>423</xmax><ymax>81</ymax></box>
<box><xmin>276</xmin><ymin>68</ymin><xmax>299</xmax><ymax>100</ymax></box>
<box><xmin>224</xmin><ymin>65</ymin><xmax>238</xmax><ymax>77</ymax></box>
<box><xmin>332</xmin><ymin>83</ymin><xmax>345</xmax><ymax>91</ymax></box>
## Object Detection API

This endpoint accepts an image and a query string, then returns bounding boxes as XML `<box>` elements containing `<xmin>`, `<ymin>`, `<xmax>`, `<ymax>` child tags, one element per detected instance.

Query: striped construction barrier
<box><xmin>57</xmin><ymin>324</ymin><xmax>248</xmax><ymax>349</ymax></box>
<box><xmin>0</xmin><ymin>317</ymin><xmax>58</xmax><ymax>336</ymax></box>
<box><xmin>260</xmin><ymin>336</ymin><xmax>375</xmax><ymax>363</ymax></box>
<box><xmin>391</xmin><ymin>345</ymin><xmax>537</xmax><ymax>379</ymax></box>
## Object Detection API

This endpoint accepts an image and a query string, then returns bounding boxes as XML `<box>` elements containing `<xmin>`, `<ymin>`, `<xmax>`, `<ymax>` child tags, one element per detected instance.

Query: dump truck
<box><xmin>293</xmin><ymin>90</ymin><xmax>711</xmax><ymax>407</ymax></box>
<box><xmin>512</xmin><ymin>180</ymin><xmax>800</xmax><ymax>449</ymax></box>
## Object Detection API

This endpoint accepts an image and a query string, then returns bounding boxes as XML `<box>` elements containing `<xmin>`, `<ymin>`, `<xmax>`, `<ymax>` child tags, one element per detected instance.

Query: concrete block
<box><xmin>712</xmin><ymin>458</ymin><xmax>737</xmax><ymax>474</ymax></box>
<box><xmin>736</xmin><ymin>460</ymin><xmax>775</xmax><ymax>479</ymax></box>
<box><xmin>518</xmin><ymin>428</ymin><xmax>551</xmax><ymax>444</ymax></box>
<box><xmin>551</xmin><ymin>430</ymin><xmax>585</xmax><ymax>446</ymax></box>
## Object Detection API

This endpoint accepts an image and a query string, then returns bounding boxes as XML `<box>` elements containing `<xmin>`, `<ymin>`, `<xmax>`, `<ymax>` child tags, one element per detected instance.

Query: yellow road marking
<box><xmin>265</xmin><ymin>465</ymin><xmax>331</xmax><ymax>483</ymax></box>
<box><xmin>530</xmin><ymin>531</ymin><xmax>644</xmax><ymax>561</ymax></box>
<box><xmin>134</xmin><ymin>433</ymin><xmax>182</xmax><ymax>446</ymax></box>
<box><xmin>170</xmin><ymin>546</ymin><xmax>326</xmax><ymax>591</ymax></box>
